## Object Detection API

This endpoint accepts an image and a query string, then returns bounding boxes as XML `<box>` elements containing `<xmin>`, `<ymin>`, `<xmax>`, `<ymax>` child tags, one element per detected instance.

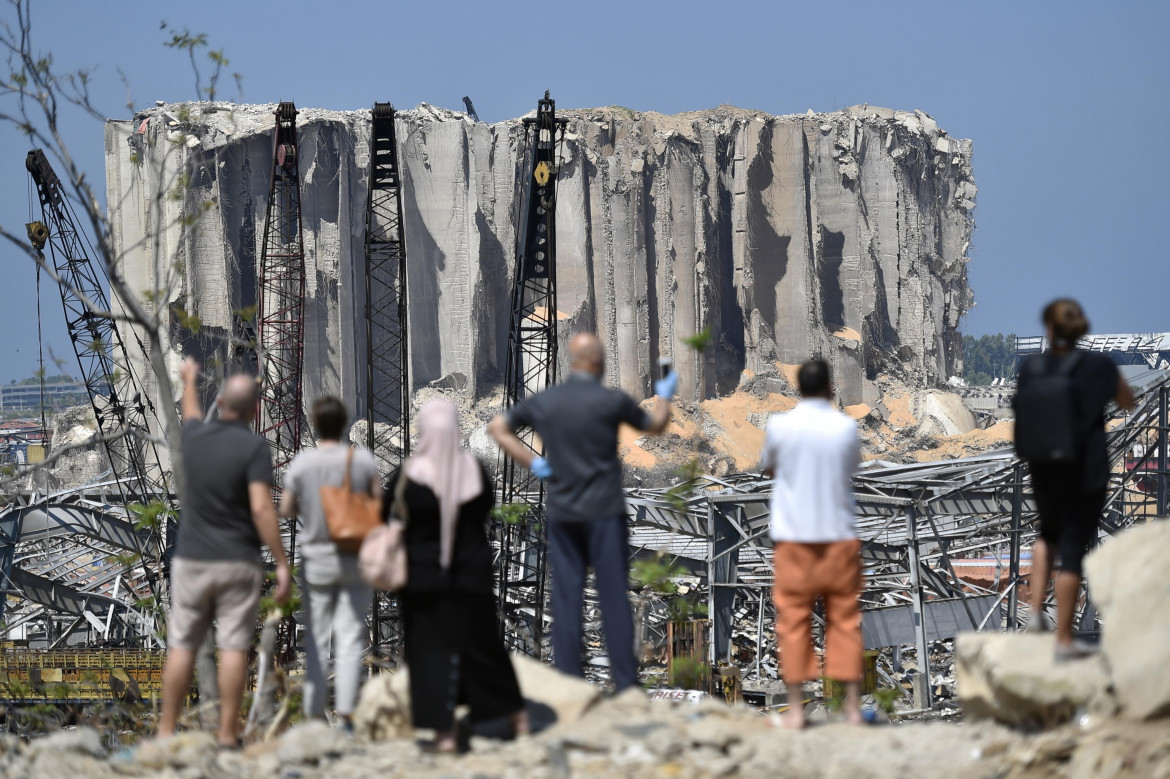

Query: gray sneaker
<box><xmin>1054</xmin><ymin>640</ymin><xmax>1097</xmax><ymax>662</ymax></box>
<box><xmin>1025</xmin><ymin>610</ymin><xmax>1051</xmax><ymax>632</ymax></box>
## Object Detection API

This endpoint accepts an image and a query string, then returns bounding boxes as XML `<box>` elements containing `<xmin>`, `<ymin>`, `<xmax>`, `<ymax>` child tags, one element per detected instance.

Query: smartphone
<box><xmin>658</xmin><ymin>356</ymin><xmax>673</xmax><ymax>379</ymax></box>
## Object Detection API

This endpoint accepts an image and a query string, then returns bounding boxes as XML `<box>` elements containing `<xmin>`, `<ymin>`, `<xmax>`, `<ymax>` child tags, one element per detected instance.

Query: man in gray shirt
<box><xmin>158</xmin><ymin>359</ymin><xmax>290</xmax><ymax>748</ymax></box>
<box><xmin>490</xmin><ymin>332</ymin><xmax>674</xmax><ymax>690</ymax></box>
<box><xmin>279</xmin><ymin>396</ymin><xmax>379</xmax><ymax>730</ymax></box>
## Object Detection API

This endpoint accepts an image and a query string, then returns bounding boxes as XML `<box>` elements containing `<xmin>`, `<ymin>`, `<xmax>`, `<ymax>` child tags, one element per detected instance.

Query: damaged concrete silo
<box><xmin>104</xmin><ymin>101</ymin><xmax>974</xmax><ymax>420</ymax></box>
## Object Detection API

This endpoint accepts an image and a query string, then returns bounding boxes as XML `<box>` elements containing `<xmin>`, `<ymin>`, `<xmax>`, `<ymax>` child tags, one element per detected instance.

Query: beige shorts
<box><xmin>168</xmin><ymin>558</ymin><xmax>263</xmax><ymax>652</ymax></box>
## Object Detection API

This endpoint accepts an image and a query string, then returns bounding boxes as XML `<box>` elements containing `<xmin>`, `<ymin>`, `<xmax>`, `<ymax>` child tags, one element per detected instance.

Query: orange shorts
<box><xmin>772</xmin><ymin>539</ymin><xmax>863</xmax><ymax>684</ymax></box>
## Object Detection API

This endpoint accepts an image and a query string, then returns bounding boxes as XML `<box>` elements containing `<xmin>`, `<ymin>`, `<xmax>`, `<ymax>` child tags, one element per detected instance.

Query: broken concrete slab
<box><xmin>956</xmin><ymin>632</ymin><xmax>1114</xmax><ymax>728</ymax></box>
<box><xmin>353</xmin><ymin>665</ymin><xmax>412</xmax><ymax>742</ymax></box>
<box><xmin>1084</xmin><ymin>519</ymin><xmax>1170</xmax><ymax>720</ymax></box>
<box><xmin>913</xmin><ymin>389</ymin><xmax>977</xmax><ymax>436</ymax></box>
<box><xmin>511</xmin><ymin>652</ymin><xmax>603</xmax><ymax>729</ymax></box>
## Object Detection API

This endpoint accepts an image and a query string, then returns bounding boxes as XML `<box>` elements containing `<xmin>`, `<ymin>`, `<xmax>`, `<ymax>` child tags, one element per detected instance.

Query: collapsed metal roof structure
<box><xmin>3</xmin><ymin>372</ymin><xmax>1167</xmax><ymax>705</ymax></box>
<box><xmin>618</xmin><ymin>368</ymin><xmax>1169</xmax><ymax>705</ymax></box>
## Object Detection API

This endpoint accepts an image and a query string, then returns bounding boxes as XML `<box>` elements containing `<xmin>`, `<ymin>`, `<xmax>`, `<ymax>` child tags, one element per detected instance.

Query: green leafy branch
<box><xmin>492</xmin><ymin>502</ymin><xmax>534</xmax><ymax>527</ymax></box>
<box><xmin>669</xmin><ymin>657</ymin><xmax>709</xmax><ymax>690</ymax></box>
<box><xmin>681</xmin><ymin>327</ymin><xmax>713</xmax><ymax>353</ymax></box>
<box><xmin>160</xmin><ymin>23</ymin><xmax>241</xmax><ymax>101</ymax></box>
<box><xmin>664</xmin><ymin>458</ymin><xmax>703</xmax><ymax>513</ymax></box>
<box><xmin>128</xmin><ymin>500</ymin><xmax>173</xmax><ymax>532</ymax></box>
<box><xmin>170</xmin><ymin>305</ymin><xmax>201</xmax><ymax>334</ymax></box>
<box><xmin>259</xmin><ymin>568</ymin><xmax>301</xmax><ymax>618</ymax></box>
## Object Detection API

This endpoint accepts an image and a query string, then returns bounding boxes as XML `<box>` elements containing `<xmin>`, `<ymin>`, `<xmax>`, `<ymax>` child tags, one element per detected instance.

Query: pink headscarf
<box><xmin>405</xmin><ymin>400</ymin><xmax>483</xmax><ymax>570</ymax></box>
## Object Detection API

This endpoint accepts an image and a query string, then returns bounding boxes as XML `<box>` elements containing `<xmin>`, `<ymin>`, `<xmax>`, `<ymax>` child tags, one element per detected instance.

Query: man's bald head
<box><xmin>569</xmin><ymin>332</ymin><xmax>605</xmax><ymax>377</ymax></box>
<box><xmin>219</xmin><ymin>374</ymin><xmax>259</xmax><ymax>422</ymax></box>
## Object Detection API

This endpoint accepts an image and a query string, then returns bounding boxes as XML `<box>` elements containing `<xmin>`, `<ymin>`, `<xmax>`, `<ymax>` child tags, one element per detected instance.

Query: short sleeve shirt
<box><xmin>284</xmin><ymin>445</ymin><xmax>379</xmax><ymax>565</ymax></box>
<box><xmin>1020</xmin><ymin>350</ymin><xmax>1120</xmax><ymax>493</ymax></box>
<box><xmin>174</xmin><ymin>419</ymin><xmax>273</xmax><ymax>564</ymax></box>
<box><xmin>506</xmin><ymin>372</ymin><xmax>652</xmax><ymax>523</ymax></box>
<box><xmin>760</xmin><ymin>399</ymin><xmax>861</xmax><ymax>542</ymax></box>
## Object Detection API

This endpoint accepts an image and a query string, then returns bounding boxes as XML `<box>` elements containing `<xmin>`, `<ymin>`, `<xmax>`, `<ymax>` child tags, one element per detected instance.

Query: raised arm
<box><xmin>640</xmin><ymin>370</ymin><xmax>677</xmax><ymax>435</ymax></box>
<box><xmin>249</xmin><ymin>482</ymin><xmax>291</xmax><ymax>604</ymax></box>
<box><xmin>180</xmin><ymin>357</ymin><xmax>203</xmax><ymax>422</ymax></box>
<box><xmin>489</xmin><ymin>414</ymin><xmax>536</xmax><ymax>469</ymax></box>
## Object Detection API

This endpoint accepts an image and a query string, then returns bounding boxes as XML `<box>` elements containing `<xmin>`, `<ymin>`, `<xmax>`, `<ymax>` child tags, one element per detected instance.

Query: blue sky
<box><xmin>1</xmin><ymin>0</ymin><xmax>1167</xmax><ymax>384</ymax></box>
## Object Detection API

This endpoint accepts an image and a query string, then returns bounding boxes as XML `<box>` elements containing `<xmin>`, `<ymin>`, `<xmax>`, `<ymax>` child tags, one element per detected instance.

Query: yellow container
<box><xmin>26</xmin><ymin>444</ymin><xmax>45</xmax><ymax>464</ymax></box>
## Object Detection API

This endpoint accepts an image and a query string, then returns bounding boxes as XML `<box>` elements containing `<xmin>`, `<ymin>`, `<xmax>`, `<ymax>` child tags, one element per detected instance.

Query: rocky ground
<box><xmin>2</xmin><ymin>689</ymin><xmax>1167</xmax><ymax>778</ymax></box>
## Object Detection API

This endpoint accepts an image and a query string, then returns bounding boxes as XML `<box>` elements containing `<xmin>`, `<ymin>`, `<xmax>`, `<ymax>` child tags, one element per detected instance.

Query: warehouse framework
<box><xmin>3</xmin><ymin>372</ymin><xmax>1167</xmax><ymax>669</ymax></box>
<box><xmin>619</xmin><ymin>368</ymin><xmax>1169</xmax><ymax>705</ymax></box>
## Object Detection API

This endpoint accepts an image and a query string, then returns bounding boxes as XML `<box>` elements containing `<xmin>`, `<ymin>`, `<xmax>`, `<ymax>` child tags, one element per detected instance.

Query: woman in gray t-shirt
<box><xmin>279</xmin><ymin>396</ymin><xmax>380</xmax><ymax>729</ymax></box>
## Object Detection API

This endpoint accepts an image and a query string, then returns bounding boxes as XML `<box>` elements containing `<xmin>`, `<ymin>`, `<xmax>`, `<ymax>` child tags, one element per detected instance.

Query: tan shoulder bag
<box><xmin>320</xmin><ymin>447</ymin><xmax>383</xmax><ymax>554</ymax></box>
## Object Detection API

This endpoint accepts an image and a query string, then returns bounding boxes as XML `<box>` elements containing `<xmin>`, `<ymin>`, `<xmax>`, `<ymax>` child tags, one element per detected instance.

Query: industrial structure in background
<box><xmin>495</xmin><ymin>92</ymin><xmax>568</xmax><ymax>655</ymax></box>
<box><xmin>1017</xmin><ymin>333</ymin><xmax>1170</xmax><ymax>370</ymax></box>
<box><xmin>255</xmin><ymin>101</ymin><xmax>308</xmax><ymax>493</ymax></box>
<box><xmin>0</xmin><ymin>149</ymin><xmax>175</xmax><ymax>651</ymax></box>
<box><xmin>254</xmin><ymin>101</ymin><xmax>308</xmax><ymax>662</ymax></box>
<box><xmin>362</xmin><ymin>102</ymin><xmax>411</xmax><ymax>655</ymax></box>
<box><xmin>6</xmin><ymin>93</ymin><xmax>1170</xmax><ymax>712</ymax></box>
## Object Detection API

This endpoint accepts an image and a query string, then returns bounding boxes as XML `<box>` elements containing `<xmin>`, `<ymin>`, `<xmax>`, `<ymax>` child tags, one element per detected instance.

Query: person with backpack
<box><xmin>278</xmin><ymin>396</ymin><xmax>380</xmax><ymax>732</ymax></box>
<box><xmin>387</xmin><ymin>399</ymin><xmax>526</xmax><ymax>753</ymax></box>
<box><xmin>1014</xmin><ymin>299</ymin><xmax>1134</xmax><ymax>659</ymax></box>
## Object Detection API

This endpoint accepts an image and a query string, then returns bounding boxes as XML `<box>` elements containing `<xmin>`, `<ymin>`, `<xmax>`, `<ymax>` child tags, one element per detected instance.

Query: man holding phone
<box><xmin>490</xmin><ymin>332</ymin><xmax>674</xmax><ymax>691</ymax></box>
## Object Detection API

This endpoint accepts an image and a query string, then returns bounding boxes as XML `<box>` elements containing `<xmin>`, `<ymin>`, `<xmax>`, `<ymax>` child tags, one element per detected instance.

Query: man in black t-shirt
<box><xmin>1017</xmin><ymin>299</ymin><xmax>1134</xmax><ymax>660</ymax></box>
<box><xmin>158</xmin><ymin>359</ymin><xmax>291</xmax><ymax>747</ymax></box>
<box><xmin>490</xmin><ymin>333</ymin><xmax>674</xmax><ymax>690</ymax></box>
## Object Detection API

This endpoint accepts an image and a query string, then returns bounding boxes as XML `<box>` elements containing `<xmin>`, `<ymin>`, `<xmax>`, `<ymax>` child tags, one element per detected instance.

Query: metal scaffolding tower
<box><xmin>495</xmin><ymin>92</ymin><xmax>568</xmax><ymax>654</ymax></box>
<box><xmin>363</xmin><ymin>102</ymin><xmax>410</xmax><ymax>656</ymax></box>
<box><xmin>256</xmin><ymin>101</ymin><xmax>307</xmax><ymax>489</ymax></box>
<box><xmin>23</xmin><ymin>149</ymin><xmax>170</xmax><ymax>622</ymax></box>
<box><xmin>256</xmin><ymin>101</ymin><xmax>307</xmax><ymax>663</ymax></box>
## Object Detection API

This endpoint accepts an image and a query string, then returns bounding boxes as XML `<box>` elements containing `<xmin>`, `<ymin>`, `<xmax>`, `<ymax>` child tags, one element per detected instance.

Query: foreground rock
<box><xmin>958</xmin><ymin>520</ymin><xmax>1170</xmax><ymax>729</ymax></box>
<box><xmin>11</xmin><ymin>682</ymin><xmax>1170</xmax><ymax>777</ymax></box>
<box><xmin>956</xmin><ymin>633</ymin><xmax>1113</xmax><ymax>728</ymax></box>
<box><xmin>1084</xmin><ymin>518</ymin><xmax>1170</xmax><ymax>720</ymax></box>
<box><xmin>353</xmin><ymin>653</ymin><xmax>602</xmax><ymax>742</ymax></box>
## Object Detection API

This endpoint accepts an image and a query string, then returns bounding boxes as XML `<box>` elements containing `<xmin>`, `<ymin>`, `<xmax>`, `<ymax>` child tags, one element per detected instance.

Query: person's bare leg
<box><xmin>782</xmin><ymin>682</ymin><xmax>806</xmax><ymax>729</ymax></box>
<box><xmin>510</xmin><ymin>707</ymin><xmax>530</xmax><ymax>736</ymax></box>
<box><xmin>843</xmin><ymin>681</ymin><xmax>863</xmax><ymax>724</ymax></box>
<box><xmin>1029</xmin><ymin>539</ymin><xmax>1052</xmax><ymax>626</ymax></box>
<box><xmin>432</xmin><ymin>728</ymin><xmax>457</xmax><ymax>752</ymax></box>
<box><xmin>216</xmin><ymin>649</ymin><xmax>249</xmax><ymax>747</ymax></box>
<box><xmin>1053</xmin><ymin>571</ymin><xmax>1081</xmax><ymax>647</ymax></box>
<box><xmin>158</xmin><ymin>647</ymin><xmax>196</xmax><ymax>737</ymax></box>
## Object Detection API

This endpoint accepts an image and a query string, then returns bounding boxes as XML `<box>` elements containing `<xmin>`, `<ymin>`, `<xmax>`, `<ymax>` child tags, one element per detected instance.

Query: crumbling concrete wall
<box><xmin>104</xmin><ymin>102</ymin><xmax>973</xmax><ymax>416</ymax></box>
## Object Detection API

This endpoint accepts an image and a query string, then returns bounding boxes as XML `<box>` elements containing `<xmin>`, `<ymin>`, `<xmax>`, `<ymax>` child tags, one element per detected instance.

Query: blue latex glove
<box><xmin>654</xmin><ymin>371</ymin><xmax>678</xmax><ymax>399</ymax></box>
<box><xmin>530</xmin><ymin>456</ymin><xmax>553</xmax><ymax>480</ymax></box>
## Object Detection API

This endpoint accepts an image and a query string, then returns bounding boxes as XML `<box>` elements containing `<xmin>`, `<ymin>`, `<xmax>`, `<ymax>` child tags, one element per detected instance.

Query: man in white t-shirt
<box><xmin>760</xmin><ymin>359</ymin><xmax>863</xmax><ymax>728</ymax></box>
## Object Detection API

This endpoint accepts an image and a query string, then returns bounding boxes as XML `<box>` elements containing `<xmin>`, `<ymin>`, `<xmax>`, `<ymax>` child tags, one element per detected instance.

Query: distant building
<box><xmin>1</xmin><ymin>380</ymin><xmax>87</xmax><ymax>410</ymax></box>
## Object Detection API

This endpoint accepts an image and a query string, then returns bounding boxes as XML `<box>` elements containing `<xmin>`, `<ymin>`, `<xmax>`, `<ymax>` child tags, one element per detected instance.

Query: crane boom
<box><xmin>363</xmin><ymin>102</ymin><xmax>411</xmax><ymax>656</ymax></box>
<box><xmin>26</xmin><ymin>150</ymin><xmax>171</xmax><ymax>506</ymax></box>
<box><xmin>25</xmin><ymin>148</ymin><xmax>171</xmax><ymax>613</ymax></box>
<box><xmin>256</xmin><ymin>101</ymin><xmax>307</xmax><ymax>485</ymax></box>
<box><xmin>495</xmin><ymin>92</ymin><xmax>568</xmax><ymax>655</ymax></box>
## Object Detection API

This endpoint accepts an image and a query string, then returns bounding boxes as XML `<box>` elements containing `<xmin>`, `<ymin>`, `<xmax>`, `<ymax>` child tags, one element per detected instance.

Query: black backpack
<box><xmin>1013</xmin><ymin>352</ymin><xmax>1082</xmax><ymax>464</ymax></box>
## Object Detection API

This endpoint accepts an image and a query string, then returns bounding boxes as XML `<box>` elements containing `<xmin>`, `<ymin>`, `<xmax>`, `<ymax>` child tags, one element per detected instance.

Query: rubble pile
<box><xmin>8</xmin><ymin>655</ymin><xmax>1170</xmax><ymax>778</ymax></box>
<box><xmin>39</xmin><ymin>404</ymin><xmax>106</xmax><ymax>490</ymax></box>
